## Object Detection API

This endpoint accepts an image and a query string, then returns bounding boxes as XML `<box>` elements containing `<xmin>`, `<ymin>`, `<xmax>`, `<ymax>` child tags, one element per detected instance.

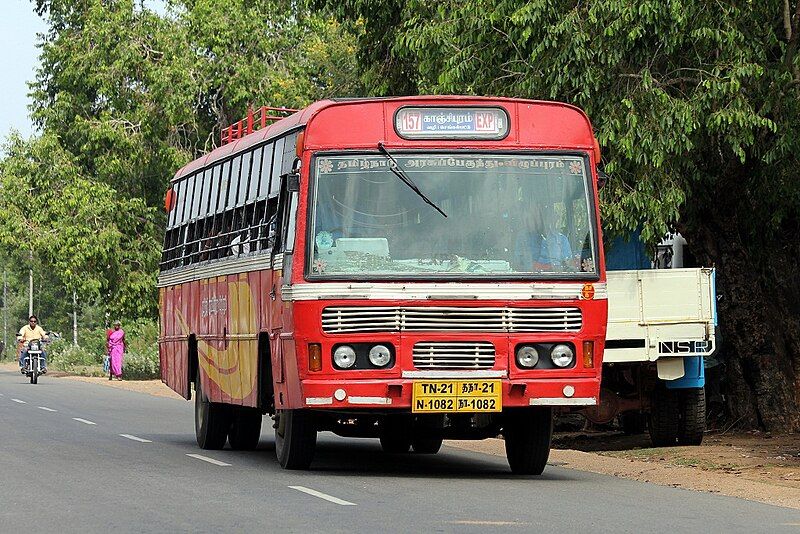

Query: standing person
<box><xmin>107</xmin><ymin>320</ymin><xmax>126</xmax><ymax>380</ymax></box>
<box><xmin>17</xmin><ymin>315</ymin><xmax>49</xmax><ymax>374</ymax></box>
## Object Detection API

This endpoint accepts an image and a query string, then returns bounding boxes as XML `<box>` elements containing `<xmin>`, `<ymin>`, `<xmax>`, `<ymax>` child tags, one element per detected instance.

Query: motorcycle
<box><xmin>21</xmin><ymin>338</ymin><xmax>47</xmax><ymax>384</ymax></box>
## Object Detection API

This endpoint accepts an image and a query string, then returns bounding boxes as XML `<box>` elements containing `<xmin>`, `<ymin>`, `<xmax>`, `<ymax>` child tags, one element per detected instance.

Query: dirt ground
<box><xmin>7</xmin><ymin>362</ymin><xmax>798</xmax><ymax>510</ymax></box>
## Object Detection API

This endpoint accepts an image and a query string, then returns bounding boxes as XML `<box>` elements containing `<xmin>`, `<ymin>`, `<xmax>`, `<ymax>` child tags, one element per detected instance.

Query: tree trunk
<box><xmin>687</xmin><ymin>182</ymin><xmax>800</xmax><ymax>432</ymax></box>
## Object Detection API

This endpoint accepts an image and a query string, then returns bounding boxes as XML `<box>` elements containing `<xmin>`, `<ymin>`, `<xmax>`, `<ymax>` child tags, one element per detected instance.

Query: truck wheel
<box><xmin>649</xmin><ymin>385</ymin><xmax>680</xmax><ymax>446</ymax></box>
<box><xmin>620</xmin><ymin>412</ymin><xmax>647</xmax><ymax>435</ymax></box>
<box><xmin>228</xmin><ymin>407</ymin><xmax>262</xmax><ymax>450</ymax></box>
<box><xmin>411</xmin><ymin>435</ymin><xmax>443</xmax><ymax>454</ymax></box>
<box><xmin>503</xmin><ymin>407</ymin><xmax>553</xmax><ymax>475</ymax></box>
<box><xmin>678</xmin><ymin>387</ymin><xmax>706</xmax><ymax>446</ymax></box>
<box><xmin>275</xmin><ymin>409</ymin><xmax>316</xmax><ymax>469</ymax></box>
<box><xmin>195</xmin><ymin>369</ymin><xmax>231</xmax><ymax>450</ymax></box>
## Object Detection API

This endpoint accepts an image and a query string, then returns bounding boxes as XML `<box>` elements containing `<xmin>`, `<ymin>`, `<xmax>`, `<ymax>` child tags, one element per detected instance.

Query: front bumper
<box><xmin>301</xmin><ymin>377</ymin><xmax>599</xmax><ymax>409</ymax></box>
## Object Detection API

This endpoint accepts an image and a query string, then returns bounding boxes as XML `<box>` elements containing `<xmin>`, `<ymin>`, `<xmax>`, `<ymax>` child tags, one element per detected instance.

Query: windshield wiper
<box><xmin>377</xmin><ymin>142</ymin><xmax>447</xmax><ymax>218</ymax></box>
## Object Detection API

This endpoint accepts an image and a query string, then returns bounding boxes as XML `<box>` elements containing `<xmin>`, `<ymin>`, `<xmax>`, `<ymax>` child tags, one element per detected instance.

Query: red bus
<box><xmin>158</xmin><ymin>96</ymin><xmax>607</xmax><ymax>474</ymax></box>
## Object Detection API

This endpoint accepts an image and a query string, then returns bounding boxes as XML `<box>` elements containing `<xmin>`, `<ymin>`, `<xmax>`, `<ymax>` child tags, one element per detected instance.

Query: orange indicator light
<box><xmin>581</xmin><ymin>283</ymin><xmax>595</xmax><ymax>300</ymax></box>
<box><xmin>582</xmin><ymin>341</ymin><xmax>594</xmax><ymax>368</ymax></box>
<box><xmin>308</xmin><ymin>343</ymin><xmax>322</xmax><ymax>372</ymax></box>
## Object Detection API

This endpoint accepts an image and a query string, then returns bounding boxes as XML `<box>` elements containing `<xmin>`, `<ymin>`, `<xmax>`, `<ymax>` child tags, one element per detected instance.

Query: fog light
<box><xmin>563</xmin><ymin>385</ymin><xmax>575</xmax><ymax>398</ymax></box>
<box><xmin>516</xmin><ymin>345</ymin><xmax>539</xmax><ymax>368</ymax></box>
<box><xmin>550</xmin><ymin>344</ymin><xmax>575</xmax><ymax>368</ymax></box>
<box><xmin>333</xmin><ymin>345</ymin><xmax>356</xmax><ymax>369</ymax></box>
<box><xmin>368</xmin><ymin>345</ymin><xmax>391</xmax><ymax>367</ymax></box>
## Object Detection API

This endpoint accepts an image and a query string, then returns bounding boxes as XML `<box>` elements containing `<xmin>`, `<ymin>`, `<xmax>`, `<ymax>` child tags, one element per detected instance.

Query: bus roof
<box><xmin>172</xmin><ymin>96</ymin><xmax>595</xmax><ymax>182</ymax></box>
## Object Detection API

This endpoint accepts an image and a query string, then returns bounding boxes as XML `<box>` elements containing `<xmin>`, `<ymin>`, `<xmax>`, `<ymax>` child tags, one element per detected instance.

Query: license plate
<box><xmin>412</xmin><ymin>380</ymin><xmax>502</xmax><ymax>413</ymax></box>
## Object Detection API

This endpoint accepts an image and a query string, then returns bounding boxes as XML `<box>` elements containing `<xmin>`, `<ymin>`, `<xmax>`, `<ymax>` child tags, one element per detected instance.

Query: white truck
<box><xmin>583</xmin><ymin>266</ymin><xmax>717</xmax><ymax>446</ymax></box>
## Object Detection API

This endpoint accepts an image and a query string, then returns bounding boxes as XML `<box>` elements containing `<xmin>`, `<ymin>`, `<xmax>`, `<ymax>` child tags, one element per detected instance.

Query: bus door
<box><xmin>267</xmin><ymin>171</ymin><xmax>300</xmax><ymax>387</ymax></box>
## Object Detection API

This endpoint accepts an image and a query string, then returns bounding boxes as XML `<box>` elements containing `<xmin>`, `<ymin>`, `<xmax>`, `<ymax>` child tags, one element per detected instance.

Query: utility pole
<box><xmin>28</xmin><ymin>251</ymin><xmax>33</xmax><ymax>317</ymax></box>
<box><xmin>3</xmin><ymin>269</ymin><xmax>6</xmax><ymax>359</ymax></box>
<box><xmin>73</xmin><ymin>290</ymin><xmax>78</xmax><ymax>346</ymax></box>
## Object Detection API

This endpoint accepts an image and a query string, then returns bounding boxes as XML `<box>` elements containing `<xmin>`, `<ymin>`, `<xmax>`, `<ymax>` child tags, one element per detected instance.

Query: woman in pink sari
<box><xmin>107</xmin><ymin>320</ymin><xmax>126</xmax><ymax>380</ymax></box>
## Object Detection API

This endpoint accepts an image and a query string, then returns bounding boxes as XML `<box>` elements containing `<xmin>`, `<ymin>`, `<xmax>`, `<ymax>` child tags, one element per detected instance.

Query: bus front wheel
<box><xmin>194</xmin><ymin>369</ymin><xmax>231</xmax><ymax>450</ymax></box>
<box><xmin>379</xmin><ymin>415</ymin><xmax>412</xmax><ymax>453</ymax></box>
<box><xmin>503</xmin><ymin>407</ymin><xmax>553</xmax><ymax>475</ymax></box>
<box><xmin>275</xmin><ymin>409</ymin><xmax>317</xmax><ymax>469</ymax></box>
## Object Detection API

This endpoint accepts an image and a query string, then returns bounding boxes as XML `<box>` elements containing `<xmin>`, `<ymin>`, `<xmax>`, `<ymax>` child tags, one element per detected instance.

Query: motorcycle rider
<box><xmin>17</xmin><ymin>315</ymin><xmax>49</xmax><ymax>374</ymax></box>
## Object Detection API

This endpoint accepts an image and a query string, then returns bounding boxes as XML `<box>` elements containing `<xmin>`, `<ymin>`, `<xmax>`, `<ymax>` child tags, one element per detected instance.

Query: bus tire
<box><xmin>649</xmin><ymin>384</ymin><xmax>680</xmax><ymax>446</ymax></box>
<box><xmin>228</xmin><ymin>407</ymin><xmax>262</xmax><ymax>450</ymax></box>
<box><xmin>503</xmin><ymin>407</ymin><xmax>553</xmax><ymax>475</ymax></box>
<box><xmin>411</xmin><ymin>436</ymin><xmax>443</xmax><ymax>454</ymax></box>
<box><xmin>379</xmin><ymin>415</ymin><xmax>412</xmax><ymax>453</ymax></box>
<box><xmin>275</xmin><ymin>409</ymin><xmax>316</xmax><ymax>469</ymax></box>
<box><xmin>678</xmin><ymin>387</ymin><xmax>705</xmax><ymax>446</ymax></box>
<box><xmin>194</xmin><ymin>369</ymin><xmax>231</xmax><ymax>450</ymax></box>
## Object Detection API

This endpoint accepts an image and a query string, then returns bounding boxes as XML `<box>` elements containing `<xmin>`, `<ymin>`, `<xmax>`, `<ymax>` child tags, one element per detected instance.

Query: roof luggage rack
<box><xmin>220</xmin><ymin>106</ymin><xmax>298</xmax><ymax>145</ymax></box>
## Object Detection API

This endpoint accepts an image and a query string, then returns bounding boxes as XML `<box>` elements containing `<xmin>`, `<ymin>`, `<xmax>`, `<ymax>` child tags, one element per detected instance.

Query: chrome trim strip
<box><xmin>348</xmin><ymin>396</ymin><xmax>392</xmax><ymax>405</ymax></box>
<box><xmin>284</xmin><ymin>282</ymin><xmax>607</xmax><ymax>301</ymax></box>
<box><xmin>305</xmin><ymin>397</ymin><xmax>333</xmax><ymax>405</ymax></box>
<box><xmin>402</xmin><ymin>370</ymin><xmax>507</xmax><ymax>379</ymax></box>
<box><xmin>529</xmin><ymin>397</ymin><xmax>597</xmax><ymax>406</ymax></box>
<box><xmin>157</xmin><ymin>254</ymin><xmax>270</xmax><ymax>287</ymax></box>
<box><xmin>272</xmin><ymin>253</ymin><xmax>284</xmax><ymax>270</ymax></box>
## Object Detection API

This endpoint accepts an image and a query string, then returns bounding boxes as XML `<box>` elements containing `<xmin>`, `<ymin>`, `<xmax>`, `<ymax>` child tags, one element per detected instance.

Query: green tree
<box><xmin>322</xmin><ymin>0</ymin><xmax>800</xmax><ymax>431</ymax></box>
<box><xmin>0</xmin><ymin>133</ymin><xmax>160</xmax><ymax>319</ymax></box>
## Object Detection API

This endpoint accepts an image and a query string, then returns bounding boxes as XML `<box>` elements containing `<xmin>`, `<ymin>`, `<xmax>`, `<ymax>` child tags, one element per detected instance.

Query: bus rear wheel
<box><xmin>228</xmin><ymin>407</ymin><xmax>262</xmax><ymax>450</ymax></box>
<box><xmin>194</xmin><ymin>369</ymin><xmax>231</xmax><ymax>450</ymax></box>
<box><xmin>503</xmin><ymin>407</ymin><xmax>553</xmax><ymax>475</ymax></box>
<box><xmin>275</xmin><ymin>409</ymin><xmax>317</xmax><ymax>469</ymax></box>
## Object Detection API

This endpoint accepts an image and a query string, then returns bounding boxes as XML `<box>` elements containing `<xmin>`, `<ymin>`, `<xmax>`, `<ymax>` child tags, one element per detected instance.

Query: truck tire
<box><xmin>678</xmin><ymin>387</ymin><xmax>706</xmax><ymax>446</ymax></box>
<box><xmin>620</xmin><ymin>412</ymin><xmax>647</xmax><ymax>435</ymax></box>
<box><xmin>379</xmin><ymin>415</ymin><xmax>412</xmax><ymax>453</ymax></box>
<box><xmin>195</xmin><ymin>369</ymin><xmax>232</xmax><ymax>450</ymax></box>
<box><xmin>228</xmin><ymin>407</ymin><xmax>262</xmax><ymax>450</ymax></box>
<box><xmin>503</xmin><ymin>407</ymin><xmax>553</xmax><ymax>475</ymax></box>
<box><xmin>275</xmin><ymin>409</ymin><xmax>317</xmax><ymax>469</ymax></box>
<box><xmin>649</xmin><ymin>385</ymin><xmax>680</xmax><ymax>446</ymax></box>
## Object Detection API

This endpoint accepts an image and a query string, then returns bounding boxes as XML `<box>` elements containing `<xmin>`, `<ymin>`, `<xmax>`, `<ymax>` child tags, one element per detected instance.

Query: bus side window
<box><xmin>261</xmin><ymin>197</ymin><xmax>279</xmax><ymax>252</ymax></box>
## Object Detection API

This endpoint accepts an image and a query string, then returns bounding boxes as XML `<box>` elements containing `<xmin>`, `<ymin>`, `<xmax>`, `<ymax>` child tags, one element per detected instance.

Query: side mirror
<box><xmin>597</xmin><ymin>169</ymin><xmax>609</xmax><ymax>190</ymax></box>
<box><xmin>286</xmin><ymin>172</ymin><xmax>300</xmax><ymax>193</ymax></box>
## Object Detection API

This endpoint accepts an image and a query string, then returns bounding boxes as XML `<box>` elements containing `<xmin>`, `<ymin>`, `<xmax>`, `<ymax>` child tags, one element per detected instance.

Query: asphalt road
<box><xmin>1</xmin><ymin>369</ymin><xmax>799</xmax><ymax>534</ymax></box>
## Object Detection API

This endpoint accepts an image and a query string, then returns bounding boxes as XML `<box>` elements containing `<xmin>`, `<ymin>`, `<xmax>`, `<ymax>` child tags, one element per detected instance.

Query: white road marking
<box><xmin>119</xmin><ymin>434</ymin><xmax>152</xmax><ymax>443</ymax></box>
<box><xmin>38</xmin><ymin>406</ymin><xmax>57</xmax><ymax>412</ymax></box>
<box><xmin>186</xmin><ymin>454</ymin><xmax>231</xmax><ymax>466</ymax></box>
<box><xmin>73</xmin><ymin>418</ymin><xmax>96</xmax><ymax>425</ymax></box>
<box><xmin>11</xmin><ymin>398</ymin><xmax>26</xmax><ymax>404</ymax></box>
<box><xmin>288</xmin><ymin>486</ymin><xmax>357</xmax><ymax>506</ymax></box>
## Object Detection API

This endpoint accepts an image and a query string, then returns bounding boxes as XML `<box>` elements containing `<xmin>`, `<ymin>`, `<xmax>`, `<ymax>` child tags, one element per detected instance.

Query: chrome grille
<box><xmin>413</xmin><ymin>341</ymin><xmax>495</xmax><ymax>369</ymax></box>
<box><xmin>321</xmin><ymin>306</ymin><xmax>581</xmax><ymax>333</ymax></box>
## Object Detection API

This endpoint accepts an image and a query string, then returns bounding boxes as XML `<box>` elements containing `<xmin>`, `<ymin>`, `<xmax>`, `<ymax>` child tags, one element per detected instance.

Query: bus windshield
<box><xmin>308</xmin><ymin>153</ymin><xmax>598</xmax><ymax>279</ymax></box>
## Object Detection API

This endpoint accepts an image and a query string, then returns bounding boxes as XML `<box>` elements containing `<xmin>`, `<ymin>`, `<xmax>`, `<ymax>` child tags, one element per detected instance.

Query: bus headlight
<box><xmin>333</xmin><ymin>345</ymin><xmax>356</xmax><ymax>369</ymax></box>
<box><xmin>368</xmin><ymin>345</ymin><xmax>391</xmax><ymax>367</ymax></box>
<box><xmin>550</xmin><ymin>344</ymin><xmax>575</xmax><ymax>368</ymax></box>
<box><xmin>516</xmin><ymin>345</ymin><xmax>539</xmax><ymax>368</ymax></box>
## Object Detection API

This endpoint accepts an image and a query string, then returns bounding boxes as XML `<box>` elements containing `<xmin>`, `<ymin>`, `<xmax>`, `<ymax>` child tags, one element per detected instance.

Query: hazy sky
<box><xmin>0</xmin><ymin>0</ymin><xmax>168</xmax><ymax>146</ymax></box>
<box><xmin>0</xmin><ymin>0</ymin><xmax>47</xmax><ymax>141</ymax></box>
